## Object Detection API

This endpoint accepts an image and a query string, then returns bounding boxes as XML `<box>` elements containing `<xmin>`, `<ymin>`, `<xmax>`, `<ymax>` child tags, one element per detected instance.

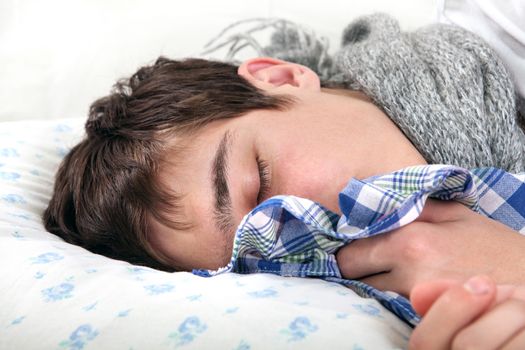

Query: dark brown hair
<box><xmin>43</xmin><ymin>57</ymin><xmax>292</xmax><ymax>271</ymax></box>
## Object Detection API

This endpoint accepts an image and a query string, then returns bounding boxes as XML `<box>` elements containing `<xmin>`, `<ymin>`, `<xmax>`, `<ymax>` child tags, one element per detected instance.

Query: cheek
<box><xmin>273</xmin><ymin>146</ymin><xmax>345</xmax><ymax>213</ymax></box>
<box><xmin>190</xmin><ymin>225</ymin><xmax>235</xmax><ymax>270</ymax></box>
<box><xmin>276</xmin><ymin>152</ymin><xmax>331</xmax><ymax>197</ymax></box>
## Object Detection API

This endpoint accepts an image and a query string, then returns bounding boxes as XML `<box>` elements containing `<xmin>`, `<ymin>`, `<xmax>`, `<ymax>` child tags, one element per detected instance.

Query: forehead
<box><xmin>155</xmin><ymin>120</ymin><xmax>232</xmax><ymax>218</ymax></box>
<box><xmin>162</xmin><ymin>120</ymin><xmax>232</xmax><ymax>178</ymax></box>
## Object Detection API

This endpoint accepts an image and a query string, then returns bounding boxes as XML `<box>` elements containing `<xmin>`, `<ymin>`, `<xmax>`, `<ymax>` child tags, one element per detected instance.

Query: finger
<box><xmin>358</xmin><ymin>270</ymin><xmax>416</xmax><ymax>297</ymax></box>
<box><xmin>415</xmin><ymin>199</ymin><xmax>465</xmax><ymax>223</ymax></box>
<box><xmin>502</xmin><ymin>328</ymin><xmax>525</xmax><ymax>350</ymax></box>
<box><xmin>409</xmin><ymin>275</ymin><xmax>496</xmax><ymax>350</ymax></box>
<box><xmin>510</xmin><ymin>285</ymin><xmax>525</xmax><ymax>301</ymax></box>
<box><xmin>410</xmin><ymin>279</ymin><xmax>461</xmax><ymax>316</ymax></box>
<box><xmin>494</xmin><ymin>285</ymin><xmax>521</xmax><ymax>305</ymax></box>
<box><xmin>452</xmin><ymin>298</ymin><xmax>525</xmax><ymax>350</ymax></box>
<box><xmin>411</xmin><ymin>281</ymin><xmax>524</xmax><ymax>317</ymax></box>
<box><xmin>336</xmin><ymin>234</ymin><xmax>393</xmax><ymax>279</ymax></box>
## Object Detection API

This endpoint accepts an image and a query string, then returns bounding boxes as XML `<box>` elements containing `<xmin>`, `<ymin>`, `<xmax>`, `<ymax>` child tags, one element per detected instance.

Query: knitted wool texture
<box><xmin>261</xmin><ymin>14</ymin><xmax>525</xmax><ymax>172</ymax></box>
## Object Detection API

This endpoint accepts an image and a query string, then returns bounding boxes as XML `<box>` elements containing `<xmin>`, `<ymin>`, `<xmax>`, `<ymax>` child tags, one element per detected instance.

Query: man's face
<box><xmin>147</xmin><ymin>58</ymin><xmax>426</xmax><ymax>271</ymax></box>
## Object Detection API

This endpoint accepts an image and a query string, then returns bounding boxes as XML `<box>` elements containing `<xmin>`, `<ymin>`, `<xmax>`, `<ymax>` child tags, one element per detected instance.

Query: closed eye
<box><xmin>256</xmin><ymin>157</ymin><xmax>271</xmax><ymax>204</ymax></box>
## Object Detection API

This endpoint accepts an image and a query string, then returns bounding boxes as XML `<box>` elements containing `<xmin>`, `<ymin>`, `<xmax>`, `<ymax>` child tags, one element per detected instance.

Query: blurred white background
<box><xmin>0</xmin><ymin>0</ymin><xmax>438</xmax><ymax>122</ymax></box>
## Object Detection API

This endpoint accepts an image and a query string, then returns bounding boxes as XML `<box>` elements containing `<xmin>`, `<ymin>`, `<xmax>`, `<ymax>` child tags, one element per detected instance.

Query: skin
<box><xmin>147</xmin><ymin>57</ymin><xmax>525</xmax><ymax>347</ymax></box>
<box><xmin>410</xmin><ymin>276</ymin><xmax>525</xmax><ymax>349</ymax></box>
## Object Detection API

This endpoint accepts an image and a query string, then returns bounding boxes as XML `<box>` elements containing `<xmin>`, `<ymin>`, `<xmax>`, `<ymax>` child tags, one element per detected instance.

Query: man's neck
<box><xmin>321</xmin><ymin>87</ymin><xmax>372</xmax><ymax>103</ymax></box>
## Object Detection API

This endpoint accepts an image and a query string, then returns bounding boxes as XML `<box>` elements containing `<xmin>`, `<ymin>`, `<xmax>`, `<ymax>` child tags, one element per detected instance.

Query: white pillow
<box><xmin>0</xmin><ymin>118</ymin><xmax>412</xmax><ymax>349</ymax></box>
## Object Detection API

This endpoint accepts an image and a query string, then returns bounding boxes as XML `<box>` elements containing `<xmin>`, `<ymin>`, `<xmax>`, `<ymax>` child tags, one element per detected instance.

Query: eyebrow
<box><xmin>211</xmin><ymin>131</ymin><xmax>235</xmax><ymax>236</ymax></box>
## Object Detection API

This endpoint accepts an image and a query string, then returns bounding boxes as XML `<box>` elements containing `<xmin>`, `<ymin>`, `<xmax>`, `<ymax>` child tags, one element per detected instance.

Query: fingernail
<box><xmin>463</xmin><ymin>276</ymin><xmax>490</xmax><ymax>295</ymax></box>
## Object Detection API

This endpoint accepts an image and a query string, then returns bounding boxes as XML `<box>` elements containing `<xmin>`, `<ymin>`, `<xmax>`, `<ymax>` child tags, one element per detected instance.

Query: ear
<box><xmin>238</xmin><ymin>57</ymin><xmax>320</xmax><ymax>92</ymax></box>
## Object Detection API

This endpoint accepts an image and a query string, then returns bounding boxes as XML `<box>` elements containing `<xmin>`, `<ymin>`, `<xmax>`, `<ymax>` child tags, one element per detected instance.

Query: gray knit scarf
<box><xmin>204</xmin><ymin>14</ymin><xmax>525</xmax><ymax>172</ymax></box>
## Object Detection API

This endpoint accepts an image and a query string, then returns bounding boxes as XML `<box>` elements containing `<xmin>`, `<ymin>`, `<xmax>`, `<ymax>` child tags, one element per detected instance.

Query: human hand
<box><xmin>335</xmin><ymin>199</ymin><xmax>525</xmax><ymax>297</ymax></box>
<box><xmin>409</xmin><ymin>275</ymin><xmax>525</xmax><ymax>349</ymax></box>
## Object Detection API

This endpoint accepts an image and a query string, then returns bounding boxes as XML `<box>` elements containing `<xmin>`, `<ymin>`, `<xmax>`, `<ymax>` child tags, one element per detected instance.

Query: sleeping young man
<box><xmin>44</xmin><ymin>14</ymin><xmax>525</xmax><ymax>349</ymax></box>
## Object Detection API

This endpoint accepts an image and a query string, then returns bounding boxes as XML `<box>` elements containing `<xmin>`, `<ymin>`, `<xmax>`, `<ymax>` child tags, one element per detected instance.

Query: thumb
<box><xmin>409</xmin><ymin>276</ymin><xmax>497</xmax><ymax>350</ymax></box>
<box><xmin>411</xmin><ymin>279</ymin><xmax>518</xmax><ymax>317</ymax></box>
<box><xmin>410</xmin><ymin>279</ymin><xmax>461</xmax><ymax>316</ymax></box>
